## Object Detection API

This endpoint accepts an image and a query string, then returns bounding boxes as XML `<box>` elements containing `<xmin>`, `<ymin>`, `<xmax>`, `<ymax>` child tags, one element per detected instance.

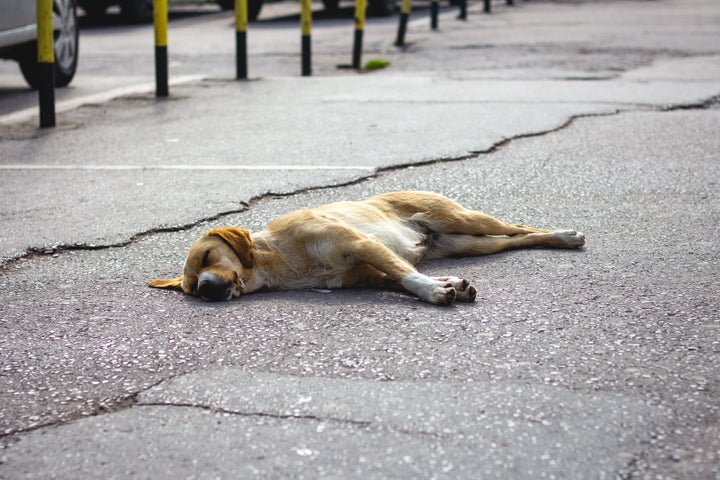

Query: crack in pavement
<box><xmin>0</xmin><ymin>385</ymin><xmax>449</xmax><ymax>444</ymax></box>
<box><xmin>136</xmin><ymin>401</ymin><xmax>375</xmax><ymax>430</ymax></box>
<box><xmin>0</xmin><ymin>372</ymin><xmax>190</xmax><ymax>444</ymax></box>
<box><xmin>1</xmin><ymin>98</ymin><xmax>717</xmax><ymax>275</ymax></box>
<box><xmin>0</xmin><ymin>393</ymin><xmax>140</xmax><ymax>446</ymax></box>
<box><xmin>133</xmin><ymin>401</ymin><xmax>458</xmax><ymax>441</ymax></box>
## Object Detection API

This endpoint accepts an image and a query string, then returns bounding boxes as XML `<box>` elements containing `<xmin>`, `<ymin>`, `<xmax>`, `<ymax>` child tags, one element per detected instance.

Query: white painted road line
<box><xmin>0</xmin><ymin>164</ymin><xmax>376</xmax><ymax>171</ymax></box>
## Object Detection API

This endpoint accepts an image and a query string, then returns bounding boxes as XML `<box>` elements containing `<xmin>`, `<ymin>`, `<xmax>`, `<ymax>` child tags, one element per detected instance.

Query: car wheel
<box><xmin>19</xmin><ymin>0</ymin><xmax>79</xmax><ymax>89</ymax></box>
<box><xmin>216</xmin><ymin>0</ymin><xmax>263</xmax><ymax>20</ymax></box>
<box><xmin>122</xmin><ymin>0</ymin><xmax>153</xmax><ymax>23</ymax></box>
<box><xmin>322</xmin><ymin>0</ymin><xmax>340</xmax><ymax>12</ymax></box>
<box><xmin>368</xmin><ymin>0</ymin><xmax>395</xmax><ymax>16</ymax></box>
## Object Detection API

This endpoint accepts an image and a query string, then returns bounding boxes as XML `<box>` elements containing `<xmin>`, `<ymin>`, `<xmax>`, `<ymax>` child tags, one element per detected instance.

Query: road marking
<box><xmin>0</xmin><ymin>164</ymin><xmax>376</xmax><ymax>171</ymax></box>
<box><xmin>0</xmin><ymin>75</ymin><xmax>205</xmax><ymax>125</ymax></box>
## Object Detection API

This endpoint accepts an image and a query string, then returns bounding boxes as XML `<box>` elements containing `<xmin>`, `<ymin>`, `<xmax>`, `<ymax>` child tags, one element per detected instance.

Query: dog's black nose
<box><xmin>198</xmin><ymin>277</ymin><xmax>231</xmax><ymax>301</ymax></box>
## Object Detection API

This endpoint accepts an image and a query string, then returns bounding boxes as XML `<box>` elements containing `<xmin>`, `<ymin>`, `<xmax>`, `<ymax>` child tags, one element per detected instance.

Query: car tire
<box><xmin>122</xmin><ymin>0</ymin><xmax>153</xmax><ymax>23</ymax></box>
<box><xmin>216</xmin><ymin>0</ymin><xmax>263</xmax><ymax>21</ymax></box>
<box><xmin>322</xmin><ymin>0</ymin><xmax>340</xmax><ymax>12</ymax></box>
<box><xmin>19</xmin><ymin>0</ymin><xmax>79</xmax><ymax>89</ymax></box>
<box><xmin>368</xmin><ymin>0</ymin><xmax>395</xmax><ymax>16</ymax></box>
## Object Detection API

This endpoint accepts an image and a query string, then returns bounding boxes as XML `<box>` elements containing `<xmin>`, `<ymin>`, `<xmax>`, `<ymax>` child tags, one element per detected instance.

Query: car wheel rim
<box><xmin>53</xmin><ymin>0</ymin><xmax>77</xmax><ymax>72</ymax></box>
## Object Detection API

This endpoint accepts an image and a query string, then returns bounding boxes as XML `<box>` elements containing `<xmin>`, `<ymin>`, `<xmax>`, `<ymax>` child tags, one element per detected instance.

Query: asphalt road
<box><xmin>1</xmin><ymin>0</ymin><xmax>719</xmax><ymax>478</ymax></box>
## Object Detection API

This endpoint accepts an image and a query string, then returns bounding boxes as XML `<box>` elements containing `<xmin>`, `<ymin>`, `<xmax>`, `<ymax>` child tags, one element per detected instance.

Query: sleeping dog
<box><xmin>149</xmin><ymin>191</ymin><xmax>585</xmax><ymax>305</ymax></box>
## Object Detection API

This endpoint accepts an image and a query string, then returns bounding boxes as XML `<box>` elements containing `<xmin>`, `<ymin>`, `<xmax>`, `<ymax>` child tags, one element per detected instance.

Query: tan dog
<box><xmin>149</xmin><ymin>191</ymin><xmax>585</xmax><ymax>305</ymax></box>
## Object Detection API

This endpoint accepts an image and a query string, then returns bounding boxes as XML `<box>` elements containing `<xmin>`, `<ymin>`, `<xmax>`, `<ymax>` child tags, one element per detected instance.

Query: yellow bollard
<box><xmin>37</xmin><ymin>0</ymin><xmax>55</xmax><ymax>127</ymax></box>
<box><xmin>300</xmin><ymin>0</ymin><xmax>312</xmax><ymax>76</ymax></box>
<box><xmin>153</xmin><ymin>0</ymin><xmax>169</xmax><ymax>96</ymax></box>
<box><xmin>236</xmin><ymin>0</ymin><xmax>248</xmax><ymax>79</ymax></box>
<box><xmin>352</xmin><ymin>0</ymin><xmax>367</xmax><ymax>69</ymax></box>
<box><xmin>395</xmin><ymin>0</ymin><xmax>412</xmax><ymax>46</ymax></box>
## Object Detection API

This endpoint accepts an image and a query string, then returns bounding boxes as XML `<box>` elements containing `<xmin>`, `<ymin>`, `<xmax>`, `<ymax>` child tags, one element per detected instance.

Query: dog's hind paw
<box><xmin>550</xmin><ymin>230</ymin><xmax>585</xmax><ymax>248</ymax></box>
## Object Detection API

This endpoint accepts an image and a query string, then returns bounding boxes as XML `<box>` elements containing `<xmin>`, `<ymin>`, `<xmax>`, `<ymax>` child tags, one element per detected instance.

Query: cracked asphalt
<box><xmin>1</xmin><ymin>0</ymin><xmax>719</xmax><ymax>478</ymax></box>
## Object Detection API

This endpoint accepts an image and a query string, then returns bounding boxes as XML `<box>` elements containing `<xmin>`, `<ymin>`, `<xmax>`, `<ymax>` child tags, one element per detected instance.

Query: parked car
<box><xmin>0</xmin><ymin>0</ymin><xmax>79</xmax><ymax>89</ymax></box>
<box><xmin>77</xmin><ymin>0</ymin><xmax>253</xmax><ymax>22</ymax></box>
<box><xmin>79</xmin><ymin>0</ymin><xmax>394</xmax><ymax>24</ymax></box>
<box><xmin>323</xmin><ymin>0</ymin><xmax>395</xmax><ymax>16</ymax></box>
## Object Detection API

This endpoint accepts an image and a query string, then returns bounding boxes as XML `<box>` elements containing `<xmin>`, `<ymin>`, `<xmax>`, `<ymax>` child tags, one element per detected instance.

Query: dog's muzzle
<box><xmin>197</xmin><ymin>272</ymin><xmax>237</xmax><ymax>301</ymax></box>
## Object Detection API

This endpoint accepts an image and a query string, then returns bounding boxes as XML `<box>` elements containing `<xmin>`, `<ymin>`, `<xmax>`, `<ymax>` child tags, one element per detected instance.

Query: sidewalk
<box><xmin>1</xmin><ymin>0</ymin><xmax>719</xmax><ymax>478</ymax></box>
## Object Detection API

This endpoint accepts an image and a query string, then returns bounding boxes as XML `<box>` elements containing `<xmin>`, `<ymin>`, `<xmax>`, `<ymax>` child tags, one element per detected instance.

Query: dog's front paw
<box><xmin>433</xmin><ymin>276</ymin><xmax>477</xmax><ymax>303</ymax></box>
<box><xmin>401</xmin><ymin>273</ymin><xmax>459</xmax><ymax>306</ymax></box>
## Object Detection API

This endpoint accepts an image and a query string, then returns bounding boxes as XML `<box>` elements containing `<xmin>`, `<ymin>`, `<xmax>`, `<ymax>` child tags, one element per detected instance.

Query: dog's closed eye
<box><xmin>201</xmin><ymin>250</ymin><xmax>211</xmax><ymax>267</ymax></box>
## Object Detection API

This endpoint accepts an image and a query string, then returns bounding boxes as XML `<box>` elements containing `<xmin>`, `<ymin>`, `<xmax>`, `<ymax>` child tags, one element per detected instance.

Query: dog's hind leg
<box><xmin>426</xmin><ymin>230</ymin><xmax>585</xmax><ymax>258</ymax></box>
<box><xmin>411</xmin><ymin>209</ymin><xmax>557</xmax><ymax>237</ymax></box>
<box><xmin>407</xmin><ymin>203</ymin><xmax>585</xmax><ymax>249</ymax></box>
<box><xmin>372</xmin><ymin>192</ymin><xmax>554</xmax><ymax>236</ymax></box>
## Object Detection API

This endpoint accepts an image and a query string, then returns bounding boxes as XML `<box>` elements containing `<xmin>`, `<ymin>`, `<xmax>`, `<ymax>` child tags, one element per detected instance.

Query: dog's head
<box><xmin>149</xmin><ymin>227</ymin><xmax>254</xmax><ymax>301</ymax></box>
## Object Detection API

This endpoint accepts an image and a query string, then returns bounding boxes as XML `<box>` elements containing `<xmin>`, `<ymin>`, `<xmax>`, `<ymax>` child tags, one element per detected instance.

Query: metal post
<box><xmin>352</xmin><ymin>0</ymin><xmax>367</xmax><ymax>69</ymax></box>
<box><xmin>395</xmin><ymin>0</ymin><xmax>412</xmax><ymax>46</ymax></box>
<box><xmin>458</xmin><ymin>0</ymin><xmax>466</xmax><ymax>20</ymax></box>
<box><xmin>37</xmin><ymin>0</ymin><xmax>55</xmax><ymax>128</ymax></box>
<box><xmin>236</xmin><ymin>0</ymin><xmax>248</xmax><ymax>79</ymax></box>
<box><xmin>484</xmin><ymin>0</ymin><xmax>491</xmax><ymax>13</ymax></box>
<box><xmin>300</xmin><ymin>0</ymin><xmax>312</xmax><ymax>76</ymax></box>
<box><xmin>153</xmin><ymin>0</ymin><xmax>169</xmax><ymax>97</ymax></box>
<box><xmin>430</xmin><ymin>0</ymin><xmax>439</xmax><ymax>30</ymax></box>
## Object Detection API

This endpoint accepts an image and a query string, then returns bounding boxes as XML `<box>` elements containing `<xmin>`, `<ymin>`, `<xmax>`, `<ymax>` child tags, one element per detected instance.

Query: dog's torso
<box><xmin>249</xmin><ymin>198</ymin><xmax>430</xmax><ymax>291</ymax></box>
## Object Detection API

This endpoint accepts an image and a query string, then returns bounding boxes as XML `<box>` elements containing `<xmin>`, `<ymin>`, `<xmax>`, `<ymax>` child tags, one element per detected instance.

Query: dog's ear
<box><xmin>206</xmin><ymin>227</ymin><xmax>254</xmax><ymax>268</ymax></box>
<box><xmin>148</xmin><ymin>277</ymin><xmax>183</xmax><ymax>290</ymax></box>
